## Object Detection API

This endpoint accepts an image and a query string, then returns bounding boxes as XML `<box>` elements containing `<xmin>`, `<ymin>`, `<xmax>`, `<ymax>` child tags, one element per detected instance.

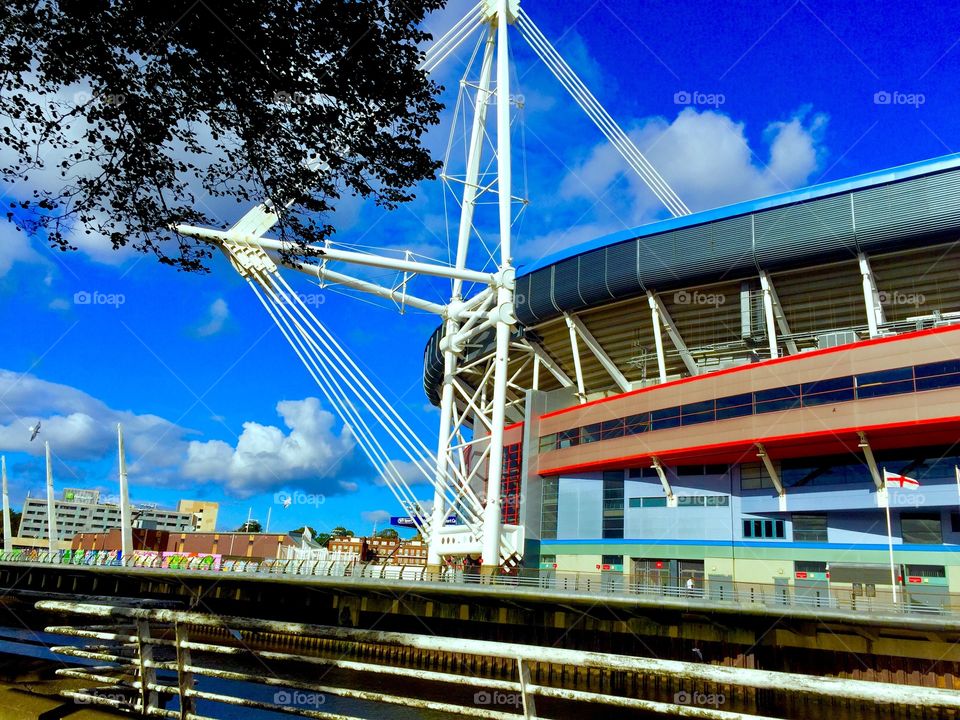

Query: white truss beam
<box><xmin>564</xmin><ymin>313</ymin><xmax>631</xmax><ymax>393</ymax></box>
<box><xmin>858</xmin><ymin>252</ymin><xmax>887</xmax><ymax>338</ymax></box>
<box><xmin>647</xmin><ymin>291</ymin><xmax>699</xmax><ymax>377</ymax></box>
<box><xmin>759</xmin><ymin>270</ymin><xmax>798</xmax><ymax>356</ymax></box>
<box><xmin>524</xmin><ymin>339</ymin><xmax>574</xmax><ymax>388</ymax></box>
<box><xmin>756</xmin><ymin>443</ymin><xmax>787</xmax><ymax>512</ymax></box>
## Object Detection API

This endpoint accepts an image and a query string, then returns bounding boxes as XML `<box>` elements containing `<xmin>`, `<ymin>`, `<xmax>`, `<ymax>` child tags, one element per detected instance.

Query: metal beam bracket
<box><xmin>756</xmin><ymin>443</ymin><xmax>787</xmax><ymax>511</ymax></box>
<box><xmin>651</xmin><ymin>456</ymin><xmax>677</xmax><ymax>507</ymax></box>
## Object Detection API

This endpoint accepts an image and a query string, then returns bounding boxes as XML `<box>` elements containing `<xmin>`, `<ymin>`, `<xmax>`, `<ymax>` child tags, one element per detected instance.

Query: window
<box><xmin>600</xmin><ymin>418</ymin><xmax>625</xmax><ymax>440</ymax></box>
<box><xmin>801</xmin><ymin>376</ymin><xmax>854</xmax><ymax>406</ymax></box>
<box><xmin>681</xmin><ymin>399</ymin><xmax>715</xmax><ymax>426</ymax></box>
<box><xmin>856</xmin><ymin>367</ymin><xmax>914</xmax><ymax>399</ymax></box>
<box><xmin>557</xmin><ymin>428</ymin><xmax>580</xmax><ymax>449</ymax></box>
<box><xmin>601</xmin><ymin>554</ymin><xmax>623</xmax><ymax>568</ymax></box>
<box><xmin>629</xmin><ymin>496</ymin><xmax>667</xmax><ymax>508</ymax></box>
<box><xmin>716</xmin><ymin>392</ymin><xmax>753</xmax><ymax>420</ymax></box>
<box><xmin>914</xmin><ymin>359</ymin><xmax>960</xmax><ymax>392</ymax></box>
<box><xmin>651</xmin><ymin>406</ymin><xmax>680</xmax><ymax>430</ymax></box>
<box><xmin>539</xmin><ymin>434</ymin><xmax>557</xmax><ymax>453</ymax></box>
<box><xmin>677</xmin><ymin>495</ymin><xmax>706</xmax><ymax>506</ymax></box>
<box><xmin>540</xmin><ymin>477</ymin><xmax>558</xmax><ymax>540</ymax></box>
<box><xmin>628</xmin><ymin>467</ymin><xmax>659</xmax><ymax>479</ymax></box>
<box><xmin>795</xmin><ymin>560</ymin><xmax>827</xmax><ymax>574</ymax></box>
<box><xmin>624</xmin><ymin>413</ymin><xmax>650</xmax><ymax>435</ymax></box>
<box><xmin>541</xmin><ymin>554</ymin><xmax>557</xmax><ymax>567</ymax></box>
<box><xmin>602</xmin><ymin>472</ymin><xmax>624</xmax><ymax>539</ymax></box>
<box><xmin>904</xmin><ymin>564</ymin><xmax>945</xmax><ymax>578</ymax></box>
<box><xmin>705</xmin><ymin>495</ymin><xmax>730</xmax><ymax>507</ymax></box>
<box><xmin>740</xmin><ymin>462</ymin><xmax>776</xmax><ymax>490</ymax></box>
<box><xmin>901</xmin><ymin>513</ymin><xmax>942</xmax><ymax>544</ymax></box>
<box><xmin>754</xmin><ymin>385</ymin><xmax>801</xmax><ymax>413</ymax></box>
<box><xmin>792</xmin><ymin>514</ymin><xmax>828</xmax><ymax>542</ymax></box>
<box><xmin>742</xmin><ymin>518</ymin><xmax>785</xmax><ymax>539</ymax></box>
<box><xmin>581</xmin><ymin>423</ymin><xmax>601</xmax><ymax>444</ymax></box>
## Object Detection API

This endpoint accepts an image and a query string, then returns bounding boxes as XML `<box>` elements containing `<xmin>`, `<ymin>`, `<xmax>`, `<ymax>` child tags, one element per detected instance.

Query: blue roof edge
<box><xmin>519</xmin><ymin>152</ymin><xmax>960</xmax><ymax>275</ymax></box>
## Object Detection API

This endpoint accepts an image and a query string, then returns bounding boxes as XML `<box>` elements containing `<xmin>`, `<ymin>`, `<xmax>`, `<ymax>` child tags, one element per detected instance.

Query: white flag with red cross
<box><xmin>884</xmin><ymin>469</ymin><xmax>920</xmax><ymax>490</ymax></box>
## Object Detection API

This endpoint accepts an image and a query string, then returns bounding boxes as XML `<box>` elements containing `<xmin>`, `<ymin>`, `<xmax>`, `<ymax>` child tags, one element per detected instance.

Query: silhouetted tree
<box><xmin>0</xmin><ymin>0</ymin><xmax>444</xmax><ymax>271</ymax></box>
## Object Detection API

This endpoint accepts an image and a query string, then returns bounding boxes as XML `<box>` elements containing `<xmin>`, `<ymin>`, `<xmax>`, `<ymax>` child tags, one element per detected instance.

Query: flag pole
<box><xmin>882</xmin><ymin>467</ymin><xmax>898</xmax><ymax>605</ymax></box>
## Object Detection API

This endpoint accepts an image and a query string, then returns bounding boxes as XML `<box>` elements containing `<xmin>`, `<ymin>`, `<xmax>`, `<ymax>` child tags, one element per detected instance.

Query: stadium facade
<box><xmin>424</xmin><ymin>153</ymin><xmax>960</xmax><ymax>599</ymax></box>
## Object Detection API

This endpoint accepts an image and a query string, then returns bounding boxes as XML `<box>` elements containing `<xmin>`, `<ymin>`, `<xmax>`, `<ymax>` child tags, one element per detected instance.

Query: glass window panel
<box><xmin>539</xmin><ymin>434</ymin><xmax>557</xmax><ymax>453</ymax></box>
<box><xmin>600</xmin><ymin>418</ymin><xmax>625</xmax><ymax>440</ymax></box>
<box><xmin>557</xmin><ymin>428</ymin><xmax>580</xmax><ymax>449</ymax></box>
<box><xmin>856</xmin><ymin>367</ymin><xmax>915</xmax><ymax>399</ymax></box>
<box><xmin>915</xmin><ymin>372</ymin><xmax>960</xmax><ymax>392</ymax></box>
<box><xmin>774</xmin><ymin>521</ymin><xmax>785</xmax><ymax>539</ymax></box>
<box><xmin>752</xmin><ymin>520</ymin><xmax>763</xmax><ymax>537</ymax></box>
<box><xmin>625</xmin><ymin>413</ymin><xmax>650</xmax><ymax>435</ymax></box>
<box><xmin>802</xmin><ymin>388</ymin><xmax>855</xmax><ymax>406</ymax></box>
<box><xmin>643</xmin><ymin>497</ymin><xmax>667</xmax><ymax>508</ymax></box>
<box><xmin>764</xmin><ymin>520</ymin><xmax>774</xmax><ymax>537</ymax></box>
<box><xmin>913</xmin><ymin>359</ymin><xmax>960</xmax><ymax>379</ymax></box>
<box><xmin>742</xmin><ymin>520</ymin><xmax>752</xmax><ymax>538</ymax></box>
<box><xmin>802</xmin><ymin>376</ymin><xmax>854</xmax><ymax>394</ymax></box>
<box><xmin>581</xmin><ymin>423</ymin><xmax>601</xmax><ymax>444</ymax></box>
<box><xmin>628</xmin><ymin>497</ymin><xmax>643</xmax><ymax>508</ymax></box>
<box><xmin>901</xmin><ymin>513</ymin><xmax>942</xmax><ymax>544</ymax></box>
<box><xmin>651</xmin><ymin>407</ymin><xmax>681</xmax><ymax>430</ymax></box>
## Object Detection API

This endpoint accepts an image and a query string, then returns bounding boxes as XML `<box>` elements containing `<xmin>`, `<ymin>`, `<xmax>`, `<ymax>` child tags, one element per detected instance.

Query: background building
<box><xmin>19</xmin><ymin>489</ymin><xmax>204</xmax><ymax>539</ymax></box>
<box><xmin>421</xmin><ymin>153</ymin><xmax>960</xmax><ymax>601</ymax></box>
<box><xmin>176</xmin><ymin>500</ymin><xmax>219</xmax><ymax>532</ymax></box>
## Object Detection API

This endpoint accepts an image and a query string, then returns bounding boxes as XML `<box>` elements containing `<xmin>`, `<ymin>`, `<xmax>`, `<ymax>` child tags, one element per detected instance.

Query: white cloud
<box><xmin>0</xmin><ymin>368</ymin><xmax>366</xmax><ymax>499</ymax></box>
<box><xmin>361</xmin><ymin>509</ymin><xmax>391</xmax><ymax>524</ymax></box>
<box><xmin>194</xmin><ymin>298</ymin><xmax>230</xmax><ymax>337</ymax></box>
<box><xmin>182</xmin><ymin>397</ymin><xmax>356</xmax><ymax>497</ymax></box>
<box><xmin>0</xmin><ymin>221</ymin><xmax>42</xmax><ymax>278</ymax></box>
<box><xmin>535</xmin><ymin>107</ymin><xmax>829</xmax><ymax>261</ymax></box>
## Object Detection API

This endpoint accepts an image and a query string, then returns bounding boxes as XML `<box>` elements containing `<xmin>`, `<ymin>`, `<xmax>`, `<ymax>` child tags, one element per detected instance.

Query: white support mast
<box><xmin>1</xmin><ymin>457</ymin><xmax>12</xmax><ymax>553</ymax></box>
<box><xmin>118</xmin><ymin>423</ymin><xmax>134</xmax><ymax>559</ymax></box>
<box><xmin>45</xmin><ymin>441</ymin><xmax>58</xmax><ymax>553</ymax></box>
<box><xmin>173</xmin><ymin>0</ymin><xmax>686</xmax><ymax>574</ymax></box>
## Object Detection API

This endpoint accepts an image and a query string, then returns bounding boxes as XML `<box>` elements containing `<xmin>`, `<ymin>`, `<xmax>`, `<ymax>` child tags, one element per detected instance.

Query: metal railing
<box><xmin>35</xmin><ymin>600</ymin><xmax>960</xmax><ymax>720</ymax></box>
<box><xmin>3</xmin><ymin>549</ymin><xmax>957</xmax><ymax>619</ymax></box>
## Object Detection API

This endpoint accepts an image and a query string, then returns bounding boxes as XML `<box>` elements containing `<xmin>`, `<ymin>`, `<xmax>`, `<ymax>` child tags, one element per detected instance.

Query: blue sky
<box><xmin>2</xmin><ymin>0</ymin><xmax>959</xmax><ymax>535</ymax></box>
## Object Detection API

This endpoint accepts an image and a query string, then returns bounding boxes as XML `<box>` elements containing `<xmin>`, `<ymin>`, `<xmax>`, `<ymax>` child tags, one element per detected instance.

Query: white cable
<box><xmin>247</xmin><ymin>278</ymin><xmax>431</xmax><ymax>530</ymax></box>
<box><xmin>517</xmin><ymin>11</ymin><xmax>690</xmax><ymax>217</ymax></box>
<box><xmin>520</xmin><ymin>13</ymin><xmax>689</xmax><ymax>216</ymax></box>
<box><xmin>263</xmin><ymin>273</ymin><xmax>487</xmax><ymax>529</ymax></box>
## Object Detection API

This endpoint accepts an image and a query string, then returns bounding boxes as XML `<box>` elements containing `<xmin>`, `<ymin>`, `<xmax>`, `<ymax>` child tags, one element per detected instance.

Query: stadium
<box><xmin>422</xmin><ymin>152</ymin><xmax>960</xmax><ymax>601</ymax></box>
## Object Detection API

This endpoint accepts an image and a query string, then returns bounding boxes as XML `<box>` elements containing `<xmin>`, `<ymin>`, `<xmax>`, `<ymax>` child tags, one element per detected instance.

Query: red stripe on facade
<box><xmin>538</xmin><ymin>414</ymin><xmax>960</xmax><ymax>476</ymax></box>
<box><xmin>539</xmin><ymin>323</ymin><xmax>960</xmax><ymax>421</ymax></box>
